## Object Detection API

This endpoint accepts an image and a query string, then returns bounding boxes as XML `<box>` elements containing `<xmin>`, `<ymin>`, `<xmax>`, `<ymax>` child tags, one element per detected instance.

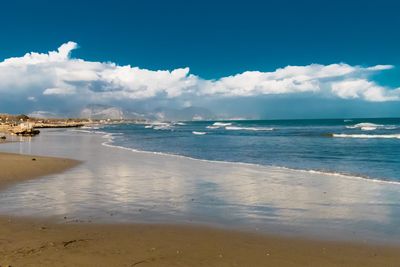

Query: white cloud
<box><xmin>201</xmin><ymin>64</ymin><xmax>397</xmax><ymax>100</ymax></box>
<box><xmin>1</xmin><ymin>41</ymin><xmax>78</xmax><ymax>66</ymax></box>
<box><xmin>43</xmin><ymin>87</ymin><xmax>77</xmax><ymax>95</ymax></box>
<box><xmin>331</xmin><ymin>80</ymin><xmax>400</xmax><ymax>102</ymax></box>
<box><xmin>0</xmin><ymin>41</ymin><xmax>398</xmax><ymax>109</ymax></box>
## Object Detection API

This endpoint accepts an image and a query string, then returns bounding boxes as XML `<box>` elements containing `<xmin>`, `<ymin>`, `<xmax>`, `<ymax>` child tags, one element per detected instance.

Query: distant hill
<box><xmin>80</xmin><ymin>105</ymin><xmax>124</xmax><ymax>120</ymax></box>
<box><xmin>2</xmin><ymin>104</ymin><xmax>217</xmax><ymax>122</ymax></box>
<box><xmin>79</xmin><ymin>104</ymin><xmax>215</xmax><ymax>121</ymax></box>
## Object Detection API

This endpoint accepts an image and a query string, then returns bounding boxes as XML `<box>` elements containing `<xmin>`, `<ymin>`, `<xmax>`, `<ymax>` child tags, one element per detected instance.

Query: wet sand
<box><xmin>0</xmin><ymin>152</ymin><xmax>80</xmax><ymax>189</ymax></box>
<box><xmin>0</xmin><ymin>151</ymin><xmax>400</xmax><ymax>266</ymax></box>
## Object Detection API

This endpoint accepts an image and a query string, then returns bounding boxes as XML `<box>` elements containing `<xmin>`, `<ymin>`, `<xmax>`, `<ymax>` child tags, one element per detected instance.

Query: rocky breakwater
<box><xmin>33</xmin><ymin>121</ymin><xmax>88</xmax><ymax>128</ymax></box>
<box><xmin>0</xmin><ymin>122</ymin><xmax>40</xmax><ymax>136</ymax></box>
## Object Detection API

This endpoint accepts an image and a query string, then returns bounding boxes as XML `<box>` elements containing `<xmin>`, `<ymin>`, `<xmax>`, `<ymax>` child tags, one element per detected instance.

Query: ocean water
<box><xmin>100</xmin><ymin>118</ymin><xmax>400</xmax><ymax>182</ymax></box>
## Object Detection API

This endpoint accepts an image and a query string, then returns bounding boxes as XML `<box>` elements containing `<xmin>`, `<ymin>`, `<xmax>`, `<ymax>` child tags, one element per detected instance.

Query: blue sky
<box><xmin>1</xmin><ymin>0</ymin><xmax>399</xmax><ymax>119</ymax></box>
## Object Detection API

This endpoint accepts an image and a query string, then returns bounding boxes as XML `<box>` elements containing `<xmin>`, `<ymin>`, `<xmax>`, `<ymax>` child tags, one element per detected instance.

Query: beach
<box><xmin>1</xmin><ymin>130</ymin><xmax>400</xmax><ymax>266</ymax></box>
<box><xmin>1</xmin><ymin>215</ymin><xmax>400</xmax><ymax>266</ymax></box>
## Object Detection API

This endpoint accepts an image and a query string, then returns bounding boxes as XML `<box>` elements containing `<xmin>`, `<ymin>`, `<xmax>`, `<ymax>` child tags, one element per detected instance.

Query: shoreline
<box><xmin>101</xmin><ymin>133</ymin><xmax>400</xmax><ymax>186</ymax></box>
<box><xmin>1</xmin><ymin>139</ymin><xmax>400</xmax><ymax>265</ymax></box>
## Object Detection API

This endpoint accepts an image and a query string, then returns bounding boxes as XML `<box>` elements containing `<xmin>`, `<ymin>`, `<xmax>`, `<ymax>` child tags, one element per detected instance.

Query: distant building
<box><xmin>19</xmin><ymin>122</ymin><xmax>34</xmax><ymax>130</ymax></box>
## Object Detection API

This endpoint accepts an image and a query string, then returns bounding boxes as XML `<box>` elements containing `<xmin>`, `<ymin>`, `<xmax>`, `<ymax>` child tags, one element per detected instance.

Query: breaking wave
<box><xmin>346</xmin><ymin>122</ymin><xmax>397</xmax><ymax>131</ymax></box>
<box><xmin>332</xmin><ymin>133</ymin><xmax>400</xmax><ymax>139</ymax></box>
<box><xmin>144</xmin><ymin>122</ymin><xmax>174</xmax><ymax>130</ymax></box>
<box><xmin>192</xmin><ymin>131</ymin><xmax>207</xmax><ymax>135</ymax></box>
<box><xmin>212</xmin><ymin>122</ymin><xmax>232</xmax><ymax>126</ymax></box>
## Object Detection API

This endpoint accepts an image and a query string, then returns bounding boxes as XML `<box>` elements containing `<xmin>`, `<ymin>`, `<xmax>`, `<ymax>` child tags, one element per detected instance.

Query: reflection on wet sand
<box><xmin>0</xmin><ymin>129</ymin><xmax>399</xmax><ymax>244</ymax></box>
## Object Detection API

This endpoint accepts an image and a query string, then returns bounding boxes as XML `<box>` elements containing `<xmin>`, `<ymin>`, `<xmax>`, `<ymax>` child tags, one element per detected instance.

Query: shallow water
<box><xmin>1</xmin><ymin>129</ymin><xmax>400</xmax><ymax>244</ymax></box>
<box><xmin>100</xmin><ymin>118</ymin><xmax>400</xmax><ymax>182</ymax></box>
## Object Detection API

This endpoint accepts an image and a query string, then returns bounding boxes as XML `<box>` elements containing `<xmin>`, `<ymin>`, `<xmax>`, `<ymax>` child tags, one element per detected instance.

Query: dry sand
<box><xmin>0</xmin><ymin>151</ymin><xmax>400</xmax><ymax>266</ymax></box>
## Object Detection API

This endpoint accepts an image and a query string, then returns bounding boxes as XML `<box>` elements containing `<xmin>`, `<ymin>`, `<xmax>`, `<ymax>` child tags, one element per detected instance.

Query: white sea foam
<box><xmin>361</xmin><ymin>126</ymin><xmax>378</xmax><ymax>131</ymax></box>
<box><xmin>333</xmin><ymin>133</ymin><xmax>400</xmax><ymax>139</ymax></box>
<box><xmin>81</xmin><ymin>126</ymin><xmax>101</xmax><ymax>130</ymax></box>
<box><xmin>206</xmin><ymin>125</ymin><xmax>220</xmax><ymax>129</ymax></box>
<box><xmin>153</xmin><ymin>125</ymin><xmax>173</xmax><ymax>130</ymax></box>
<box><xmin>345</xmin><ymin>122</ymin><xmax>397</xmax><ymax>131</ymax></box>
<box><xmin>346</xmin><ymin>122</ymin><xmax>381</xmax><ymax>128</ymax></box>
<box><xmin>144</xmin><ymin>122</ymin><xmax>174</xmax><ymax>130</ymax></box>
<box><xmin>225</xmin><ymin>126</ymin><xmax>274</xmax><ymax>131</ymax></box>
<box><xmin>206</xmin><ymin>122</ymin><xmax>233</xmax><ymax>129</ymax></box>
<box><xmin>212</xmin><ymin>122</ymin><xmax>232</xmax><ymax>126</ymax></box>
<box><xmin>346</xmin><ymin>123</ymin><xmax>381</xmax><ymax>130</ymax></box>
<box><xmin>383</xmin><ymin>126</ymin><xmax>398</xmax><ymax>130</ymax></box>
<box><xmin>192</xmin><ymin>131</ymin><xmax>207</xmax><ymax>135</ymax></box>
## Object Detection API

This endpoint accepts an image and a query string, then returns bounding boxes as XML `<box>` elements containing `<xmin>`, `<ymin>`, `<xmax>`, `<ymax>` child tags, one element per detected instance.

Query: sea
<box><xmin>1</xmin><ymin>119</ymin><xmax>400</xmax><ymax>243</ymax></box>
<box><xmin>99</xmin><ymin>118</ymin><xmax>400</xmax><ymax>183</ymax></box>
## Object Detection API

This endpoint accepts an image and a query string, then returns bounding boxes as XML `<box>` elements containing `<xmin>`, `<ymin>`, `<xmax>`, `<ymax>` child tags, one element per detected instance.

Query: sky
<box><xmin>0</xmin><ymin>0</ymin><xmax>400</xmax><ymax>119</ymax></box>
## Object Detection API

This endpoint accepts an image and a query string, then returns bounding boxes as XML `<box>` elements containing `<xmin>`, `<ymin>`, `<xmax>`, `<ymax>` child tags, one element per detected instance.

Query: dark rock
<box><xmin>15</xmin><ymin>129</ymin><xmax>40</xmax><ymax>136</ymax></box>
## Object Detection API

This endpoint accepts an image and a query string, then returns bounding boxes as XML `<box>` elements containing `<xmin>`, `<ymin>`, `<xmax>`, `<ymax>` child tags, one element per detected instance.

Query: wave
<box><xmin>192</xmin><ymin>131</ymin><xmax>207</xmax><ymax>135</ymax></box>
<box><xmin>345</xmin><ymin>122</ymin><xmax>397</xmax><ymax>131</ymax></box>
<box><xmin>383</xmin><ymin>126</ymin><xmax>398</xmax><ymax>130</ymax></box>
<box><xmin>346</xmin><ymin>123</ymin><xmax>382</xmax><ymax>131</ymax></box>
<box><xmin>206</xmin><ymin>122</ymin><xmax>233</xmax><ymax>129</ymax></box>
<box><xmin>206</xmin><ymin>125</ymin><xmax>221</xmax><ymax>129</ymax></box>
<box><xmin>144</xmin><ymin>122</ymin><xmax>174</xmax><ymax>130</ymax></box>
<box><xmin>153</xmin><ymin>125</ymin><xmax>173</xmax><ymax>130</ymax></box>
<box><xmin>80</xmin><ymin>126</ymin><xmax>102</xmax><ymax>130</ymax></box>
<box><xmin>207</xmin><ymin>123</ymin><xmax>274</xmax><ymax>131</ymax></box>
<box><xmin>98</xmin><ymin>134</ymin><xmax>400</xmax><ymax>185</ymax></box>
<box><xmin>69</xmin><ymin>127</ymin><xmax>400</xmax><ymax>186</ymax></box>
<box><xmin>212</xmin><ymin>122</ymin><xmax>232</xmax><ymax>127</ymax></box>
<box><xmin>225</xmin><ymin>126</ymin><xmax>274</xmax><ymax>131</ymax></box>
<box><xmin>332</xmin><ymin>133</ymin><xmax>400</xmax><ymax>139</ymax></box>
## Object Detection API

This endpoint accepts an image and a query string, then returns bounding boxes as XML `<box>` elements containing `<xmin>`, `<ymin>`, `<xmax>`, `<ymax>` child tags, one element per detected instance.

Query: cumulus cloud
<box><xmin>0</xmin><ymin>41</ymin><xmax>399</xmax><ymax>114</ymax></box>
<box><xmin>331</xmin><ymin>79</ymin><xmax>400</xmax><ymax>101</ymax></box>
<box><xmin>202</xmin><ymin>64</ymin><xmax>398</xmax><ymax>100</ymax></box>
